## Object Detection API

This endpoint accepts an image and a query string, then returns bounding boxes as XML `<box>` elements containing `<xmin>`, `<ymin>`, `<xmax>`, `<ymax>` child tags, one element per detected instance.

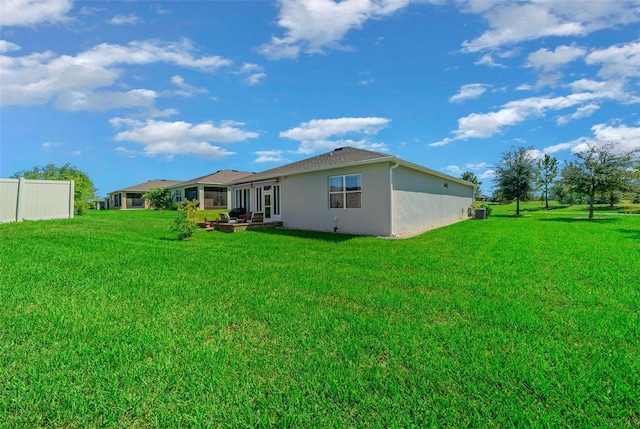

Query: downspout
<box><xmin>389</xmin><ymin>161</ymin><xmax>400</xmax><ymax>236</ymax></box>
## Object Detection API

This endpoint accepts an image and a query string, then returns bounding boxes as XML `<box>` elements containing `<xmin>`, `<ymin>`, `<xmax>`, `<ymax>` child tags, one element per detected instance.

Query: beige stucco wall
<box><xmin>391</xmin><ymin>165</ymin><xmax>474</xmax><ymax>235</ymax></box>
<box><xmin>168</xmin><ymin>185</ymin><xmax>232</xmax><ymax>210</ymax></box>
<box><xmin>281</xmin><ymin>163</ymin><xmax>392</xmax><ymax>236</ymax></box>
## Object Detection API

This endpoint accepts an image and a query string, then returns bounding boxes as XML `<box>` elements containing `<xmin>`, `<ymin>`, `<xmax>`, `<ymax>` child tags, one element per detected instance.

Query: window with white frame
<box><xmin>273</xmin><ymin>185</ymin><xmax>280</xmax><ymax>216</ymax></box>
<box><xmin>329</xmin><ymin>174</ymin><xmax>361</xmax><ymax>209</ymax></box>
<box><xmin>256</xmin><ymin>188</ymin><xmax>263</xmax><ymax>211</ymax></box>
<box><xmin>234</xmin><ymin>188</ymin><xmax>251</xmax><ymax>211</ymax></box>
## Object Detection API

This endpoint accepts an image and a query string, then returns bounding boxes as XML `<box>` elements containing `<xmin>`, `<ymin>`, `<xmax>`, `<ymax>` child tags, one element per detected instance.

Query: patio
<box><xmin>200</xmin><ymin>220</ymin><xmax>283</xmax><ymax>233</ymax></box>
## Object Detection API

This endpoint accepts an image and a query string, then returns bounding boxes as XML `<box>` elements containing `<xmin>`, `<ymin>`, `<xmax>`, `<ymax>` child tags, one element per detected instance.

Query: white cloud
<box><xmin>169</xmin><ymin>75</ymin><xmax>209</xmax><ymax>97</ymax></box>
<box><xmin>254</xmin><ymin>150</ymin><xmax>288</xmax><ymax>163</ymax></box>
<box><xmin>461</xmin><ymin>1</ymin><xmax>640</xmax><ymax>52</ymax></box>
<box><xmin>466</xmin><ymin>162</ymin><xmax>489</xmax><ymax>170</ymax></box>
<box><xmin>516</xmin><ymin>84</ymin><xmax>534</xmax><ymax>91</ymax></box>
<box><xmin>110</xmin><ymin>118</ymin><xmax>259</xmax><ymax>159</ymax></box>
<box><xmin>1</xmin><ymin>39</ymin><xmax>232</xmax><ymax>110</ymax></box>
<box><xmin>474</xmin><ymin>54</ymin><xmax>506</xmax><ymax>68</ymax></box>
<box><xmin>544</xmin><ymin>123</ymin><xmax>640</xmax><ymax>155</ymax></box>
<box><xmin>154</xmin><ymin>4</ymin><xmax>170</xmax><ymax>15</ymax></box>
<box><xmin>479</xmin><ymin>169</ymin><xmax>496</xmax><ymax>179</ymax></box>
<box><xmin>236</xmin><ymin>63</ymin><xmax>266</xmax><ymax>86</ymax></box>
<box><xmin>586</xmin><ymin>41</ymin><xmax>640</xmax><ymax>79</ymax></box>
<box><xmin>289</xmin><ymin>138</ymin><xmax>387</xmax><ymax>155</ymax></box>
<box><xmin>429</xmin><ymin>137</ymin><xmax>453</xmax><ymax>147</ymax></box>
<box><xmin>449</xmin><ymin>83</ymin><xmax>488</xmax><ymax>103</ymax></box>
<box><xmin>543</xmin><ymin>142</ymin><xmax>576</xmax><ymax>154</ymax></box>
<box><xmin>258</xmin><ymin>0</ymin><xmax>413</xmax><ymax>59</ymax></box>
<box><xmin>526</xmin><ymin>45</ymin><xmax>586</xmax><ymax>72</ymax></box>
<box><xmin>527</xmin><ymin>148</ymin><xmax>545</xmax><ymax>160</ymax></box>
<box><xmin>281</xmin><ymin>117</ymin><xmax>390</xmax><ymax>141</ymax></box>
<box><xmin>115</xmin><ymin>146</ymin><xmax>138</xmax><ymax>158</ymax></box>
<box><xmin>56</xmin><ymin>89</ymin><xmax>158</xmax><ymax>111</ymax></box>
<box><xmin>431</xmin><ymin>78</ymin><xmax>635</xmax><ymax>146</ymax></box>
<box><xmin>77</xmin><ymin>39</ymin><xmax>231</xmax><ymax>71</ymax></box>
<box><xmin>0</xmin><ymin>41</ymin><xmax>21</xmax><ymax>53</ymax></box>
<box><xmin>108</xmin><ymin>14</ymin><xmax>143</xmax><ymax>25</ymax></box>
<box><xmin>41</xmin><ymin>141</ymin><xmax>61</xmax><ymax>150</ymax></box>
<box><xmin>1</xmin><ymin>0</ymin><xmax>73</xmax><ymax>26</ymax></box>
<box><xmin>445</xmin><ymin>165</ymin><xmax>463</xmax><ymax>175</ymax></box>
<box><xmin>556</xmin><ymin>103</ymin><xmax>600</xmax><ymax>125</ymax></box>
<box><xmin>79</xmin><ymin>6</ymin><xmax>105</xmax><ymax>16</ymax></box>
<box><xmin>445</xmin><ymin>162</ymin><xmax>491</xmax><ymax>177</ymax></box>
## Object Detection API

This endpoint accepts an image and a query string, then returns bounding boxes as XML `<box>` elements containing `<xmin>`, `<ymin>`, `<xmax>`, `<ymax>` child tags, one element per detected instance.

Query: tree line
<box><xmin>461</xmin><ymin>143</ymin><xmax>639</xmax><ymax>219</ymax></box>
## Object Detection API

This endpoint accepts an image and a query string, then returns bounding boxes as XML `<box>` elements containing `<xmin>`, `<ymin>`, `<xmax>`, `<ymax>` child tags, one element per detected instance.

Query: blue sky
<box><xmin>2</xmin><ymin>0</ymin><xmax>639</xmax><ymax>197</ymax></box>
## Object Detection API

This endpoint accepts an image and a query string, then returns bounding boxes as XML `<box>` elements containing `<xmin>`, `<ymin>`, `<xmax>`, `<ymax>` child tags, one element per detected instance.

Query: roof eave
<box><xmin>394</xmin><ymin>158</ymin><xmax>476</xmax><ymax>188</ymax></box>
<box><xmin>231</xmin><ymin>155</ymin><xmax>474</xmax><ymax>188</ymax></box>
<box><xmin>230</xmin><ymin>155</ymin><xmax>397</xmax><ymax>185</ymax></box>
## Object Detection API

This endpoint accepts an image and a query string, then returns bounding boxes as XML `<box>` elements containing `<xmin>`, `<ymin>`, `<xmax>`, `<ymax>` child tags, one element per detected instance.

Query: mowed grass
<box><xmin>0</xmin><ymin>205</ymin><xmax>638</xmax><ymax>427</ymax></box>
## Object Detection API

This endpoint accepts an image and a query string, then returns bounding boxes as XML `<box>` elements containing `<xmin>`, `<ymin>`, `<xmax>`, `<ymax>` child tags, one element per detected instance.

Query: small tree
<box><xmin>172</xmin><ymin>199</ymin><xmax>198</xmax><ymax>240</ymax></box>
<box><xmin>537</xmin><ymin>154</ymin><xmax>559</xmax><ymax>209</ymax></box>
<box><xmin>461</xmin><ymin>171</ymin><xmax>482</xmax><ymax>199</ymax></box>
<box><xmin>493</xmin><ymin>146</ymin><xmax>538</xmax><ymax>215</ymax></box>
<box><xmin>143</xmin><ymin>187</ymin><xmax>174</xmax><ymax>210</ymax></box>
<box><xmin>12</xmin><ymin>163</ymin><xmax>97</xmax><ymax>215</ymax></box>
<box><xmin>561</xmin><ymin>143</ymin><xmax>637</xmax><ymax>219</ymax></box>
<box><xmin>552</xmin><ymin>181</ymin><xmax>588</xmax><ymax>205</ymax></box>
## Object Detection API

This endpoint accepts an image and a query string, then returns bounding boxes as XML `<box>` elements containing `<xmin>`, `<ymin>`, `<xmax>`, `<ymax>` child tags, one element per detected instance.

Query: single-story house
<box><xmin>228</xmin><ymin>146</ymin><xmax>475</xmax><ymax>237</ymax></box>
<box><xmin>107</xmin><ymin>179</ymin><xmax>182</xmax><ymax>210</ymax></box>
<box><xmin>165</xmin><ymin>169</ymin><xmax>254</xmax><ymax>211</ymax></box>
<box><xmin>93</xmin><ymin>198</ymin><xmax>107</xmax><ymax>210</ymax></box>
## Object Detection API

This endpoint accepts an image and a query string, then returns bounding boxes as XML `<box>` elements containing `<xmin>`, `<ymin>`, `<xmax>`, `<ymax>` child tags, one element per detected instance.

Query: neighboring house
<box><xmin>165</xmin><ymin>170</ymin><xmax>254</xmax><ymax>211</ymax></box>
<box><xmin>93</xmin><ymin>198</ymin><xmax>107</xmax><ymax>210</ymax></box>
<box><xmin>107</xmin><ymin>179</ymin><xmax>182</xmax><ymax>210</ymax></box>
<box><xmin>477</xmin><ymin>194</ymin><xmax>491</xmax><ymax>202</ymax></box>
<box><xmin>228</xmin><ymin>146</ymin><xmax>475</xmax><ymax>237</ymax></box>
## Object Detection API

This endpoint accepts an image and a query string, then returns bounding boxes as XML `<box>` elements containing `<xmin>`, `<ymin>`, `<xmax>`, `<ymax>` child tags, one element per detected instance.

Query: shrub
<box><xmin>143</xmin><ymin>188</ymin><xmax>175</xmax><ymax>210</ymax></box>
<box><xmin>633</xmin><ymin>194</ymin><xmax>640</xmax><ymax>204</ymax></box>
<box><xmin>75</xmin><ymin>203</ymin><xmax>87</xmax><ymax>216</ymax></box>
<box><xmin>172</xmin><ymin>200</ymin><xmax>198</xmax><ymax>240</ymax></box>
<box><xmin>480</xmin><ymin>203</ymin><xmax>493</xmax><ymax>218</ymax></box>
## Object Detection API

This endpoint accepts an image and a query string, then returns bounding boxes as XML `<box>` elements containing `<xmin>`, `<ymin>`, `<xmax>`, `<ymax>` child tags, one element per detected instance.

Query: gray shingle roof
<box><xmin>230</xmin><ymin>147</ymin><xmax>392</xmax><ymax>184</ymax></box>
<box><xmin>168</xmin><ymin>169</ymin><xmax>254</xmax><ymax>188</ymax></box>
<box><xmin>112</xmin><ymin>179</ymin><xmax>183</xmax><ymax>193</ymax></box>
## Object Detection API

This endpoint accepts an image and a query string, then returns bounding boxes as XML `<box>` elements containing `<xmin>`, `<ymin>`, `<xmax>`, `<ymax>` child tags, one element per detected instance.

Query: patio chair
<box><xmin>249</xmin><ymin>211</ymin><xmax>264</xmax><ymax>223</ymax></box>
<box><xmin>219</xmin><ymin>212</ymin><xmax>238</xmax><ymax>224</ymax></box>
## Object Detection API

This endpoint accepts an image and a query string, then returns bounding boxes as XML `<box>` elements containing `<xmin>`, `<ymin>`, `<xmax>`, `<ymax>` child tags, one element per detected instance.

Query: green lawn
<box><xmin>1</xmin><ymin>204</ymin><xmax>638</xmax><ymax>427</ymax></box>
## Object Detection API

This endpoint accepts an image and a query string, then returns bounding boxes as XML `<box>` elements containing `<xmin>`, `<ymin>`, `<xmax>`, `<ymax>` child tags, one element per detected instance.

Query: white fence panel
<box><xmin>0</xmin><ymin>179</ymin><xmax>20</xmax><ymax>223</ymax></box>
<box><xmin>0</xmin><ymin>178</ymin><xmax>74</xmax><ymax>223</ymax></box>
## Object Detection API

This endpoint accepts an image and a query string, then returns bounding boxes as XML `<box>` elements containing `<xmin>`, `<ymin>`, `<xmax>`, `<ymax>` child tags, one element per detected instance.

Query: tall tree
<box><xmin>537</xmin><ymin>154</ymin><xmax>559</xmax><ymax>209</ymax></box>
<box><xmin>12</xmin><ymin>163</ymin><xmax>97</xmax><ymax>215</ymax></box>
<box><xmin>561</xmin><ymin>143</ymin><xmax>637</xmax><ymax>219</ymax></box>
<box><xmin>493</xmin><ymin>146</ymin><xmax>537</xmax><ymax>215</ymax></box>
<box><xmin>460</xmin><ymin>171</ymin><xmax>482</xmax><ymax>199</ymax></box>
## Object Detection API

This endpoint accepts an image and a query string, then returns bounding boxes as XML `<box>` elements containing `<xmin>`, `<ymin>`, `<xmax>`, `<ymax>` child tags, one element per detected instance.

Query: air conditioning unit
<box><xmin>474</xmin><ymin>208</ymin><xmax>487</xmax><ymax>220</ymax></box>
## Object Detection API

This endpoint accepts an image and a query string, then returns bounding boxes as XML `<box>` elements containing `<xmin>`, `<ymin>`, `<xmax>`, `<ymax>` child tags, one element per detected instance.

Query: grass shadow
<box><xmin>158</xmin><ymin>236</ymin><xmax>184</xmax><ymax>242</ymax></box>
<box><xmin>491</xmin><ymin>214</ymin><xmax>531</xmax><ymax>218</ymax></box>
<box><xmin>573</xmin><ymin>204</ymin><xmax>639</xmax><ymax>214</ymax></box>
<box><xmin>247</xmin><ymin>227</ymin><xmax>357</xmax><ymax>242</ymax></box>
<box><xmin>617</xmin><ymin>228</ymin><xmax>640</xmax><ymax>239</ymax></box>
<box><xmin>537</xmin><ymin>217</ymin><xmax>620</xmax><ymax>224</ymax></box>
<box><xmin>520</xmin><ymin>205</ymin><xmax>570</xmax><ymax>213</ymax></box>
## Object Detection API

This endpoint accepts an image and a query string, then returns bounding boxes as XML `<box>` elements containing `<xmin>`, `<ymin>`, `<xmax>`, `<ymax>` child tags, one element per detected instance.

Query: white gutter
<box><xmin>389</xmin><ymin>161</ymin><xmax>400</xmax><ymax>236</ymax></box>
